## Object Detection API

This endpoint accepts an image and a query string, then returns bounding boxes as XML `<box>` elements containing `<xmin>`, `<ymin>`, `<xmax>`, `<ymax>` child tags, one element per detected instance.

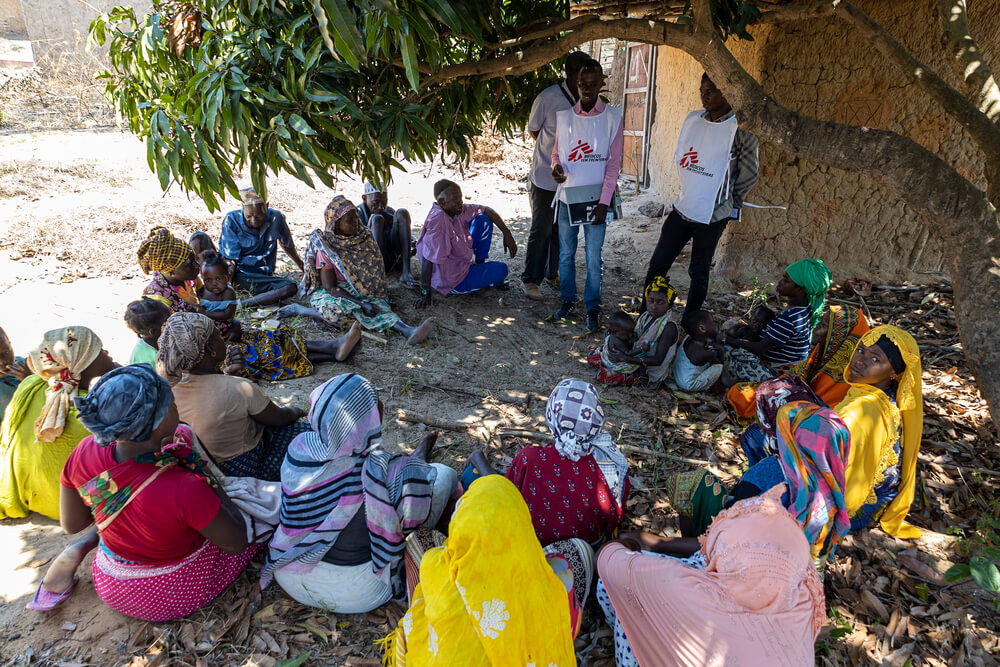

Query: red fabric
<box><xmin>92</xmin><ymin>540</ymin><xmax>260</xmax><ymax>621</ymax></box>
<box><xmin>61</xmin><ymin>437</ymin><xmax>221</xmax><ymax>565</ymax></box>
<box><xmin>505</xmin><ymin>444</ymin><xmax>629</xmax><ymax>546</ymax></box>
<box><xmin>587</xmin><ymin>348</ymin><xmax>642</xmax><ymax>386</ymax></box>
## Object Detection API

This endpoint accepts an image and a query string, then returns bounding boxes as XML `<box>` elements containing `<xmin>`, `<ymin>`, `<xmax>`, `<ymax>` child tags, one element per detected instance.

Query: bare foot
<box><xmin>276</xmin><ymin>303</ymin><xmax>322</xmax><ymax>322</ymax></box>
<box><xmin>406</xmin><ymin>318</ymin><xmax>435</xmax><ymax>346</ymax></box>
<box><xmin>335</xmin><ymin>321</ymin><xmax>362</xmax><ymax>361</ymax></box>
<box><xmin>400</xmin><ymin>274</ymin><xmax>419</xmax><ymax>289</ymax></box>
<box><xmin>40</xmin><ymin>530</ymin><xmax>97</xmax><ymax>594</ymax></box>
<box><xmin>412</xmin><ymin>431</ymin><xmax>439</xmax><ymax>461</ymax></box>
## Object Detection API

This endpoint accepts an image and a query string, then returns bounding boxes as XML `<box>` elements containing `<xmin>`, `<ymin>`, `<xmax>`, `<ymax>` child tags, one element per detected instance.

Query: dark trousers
<box><xmin>521</xmin><ymin>184</ymin><xmax>560</xmax><ymax>284</ymax></box>
<box><xmin>644</xmin><ymin>208</ymin><xmax>729</xmax><ymax>313</ymax></box>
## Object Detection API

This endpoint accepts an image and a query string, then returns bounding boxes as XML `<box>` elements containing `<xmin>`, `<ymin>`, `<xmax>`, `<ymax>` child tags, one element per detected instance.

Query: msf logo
<box><xmin>568</xmin><ymin>140</ymin><xmax>594</xmax><ymax>162</ymax></box>
<box><xmin>679</xmin><ymin>147</ymin><xmax>698</xmax><ymax>168</ymax></box>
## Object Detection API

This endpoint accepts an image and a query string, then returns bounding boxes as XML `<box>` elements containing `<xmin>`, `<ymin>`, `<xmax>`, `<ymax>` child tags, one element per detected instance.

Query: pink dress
<box><xmin>597</xmin><ymin>486</ymin><xmax>825</xmax><ymax>666</ymax></box>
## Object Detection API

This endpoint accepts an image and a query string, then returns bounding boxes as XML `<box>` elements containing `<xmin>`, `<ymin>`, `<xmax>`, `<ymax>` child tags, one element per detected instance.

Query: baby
<box><xmin>196</xmin><ymin>251</ymin><xmax>241</xmax><ymax>340</ymax></box>
<box><xmin>674</xmin><ymin>310</ymin><xmax>730</xmax><ymax>392</ymax></box>
<box><xmin>607</xmin><ymin>311</ymin><xmax>637</xmax><ymax>357</ymax></box>
<box><xmin>725</xmin><ymin>304</ymin><xmax>776</xmax><ymax>342</ymax></box>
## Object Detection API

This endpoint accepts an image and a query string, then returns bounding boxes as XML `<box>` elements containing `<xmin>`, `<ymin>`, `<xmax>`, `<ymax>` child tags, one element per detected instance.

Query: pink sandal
<box><xmin>25</xmin><ymin>577</ymin><xmax>77</xmax><ymax>611</ymax></box>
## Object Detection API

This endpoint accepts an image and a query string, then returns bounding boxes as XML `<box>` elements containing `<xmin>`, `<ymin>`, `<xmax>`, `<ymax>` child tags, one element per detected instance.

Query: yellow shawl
<box><xmin>835</xmin><ymin>325</ymin><xmax>922</xmax><ymax>539</ymax></box>
<box><xmin>381</xmin><ymin>475</ymin><xmax>574</xmax><ymax>667</ymax></box>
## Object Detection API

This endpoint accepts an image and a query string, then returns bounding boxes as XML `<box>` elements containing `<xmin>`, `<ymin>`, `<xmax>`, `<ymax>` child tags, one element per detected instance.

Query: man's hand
<box><xmin>552</xmin><ymin>164</ymin><xmax>567</xmax><ymax>183</ymax></box>
<box><xmin>502</xmin><ymin>232</ymin><xmax>518</xmax><ymax>258</ymax></box>
<box><xmin>222</xmin><ymin>345</ymin><xmax>246</xmax><ymax>375</ymax></box>
<box><xmin>589</xmin><ymin>203</ymin><xmax>608</xmax><ymax>226</ymax></box>
<box><xmin>359</xmin><ymin>301</ymin><xmax>378</xmax><ymax>317</ymax></box>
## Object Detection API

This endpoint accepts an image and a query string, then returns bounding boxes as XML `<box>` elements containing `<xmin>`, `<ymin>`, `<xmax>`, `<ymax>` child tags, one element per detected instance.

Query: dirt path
<box><xmin>1</xmin><ymin>128</ymin><xmax>998</xmax><ymax>666</ymax></box>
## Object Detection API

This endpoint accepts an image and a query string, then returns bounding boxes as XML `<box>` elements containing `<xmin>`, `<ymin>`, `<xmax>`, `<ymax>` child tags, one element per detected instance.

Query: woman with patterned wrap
<box><xmin>280</xmin><ymin>195</ymin><xmax>434</xmax><ymax>345</ymax></box>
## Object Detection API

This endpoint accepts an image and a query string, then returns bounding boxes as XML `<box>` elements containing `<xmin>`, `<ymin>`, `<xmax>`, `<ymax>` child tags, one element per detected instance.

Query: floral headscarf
<box><xmin>546</xmin><ymin>379</ymin><xmax>606</xmax><ymax>461</ymax></box>
<box><xmin>26</xmin><ymin>326</ymin><xmax>104</xmax><ymax>441</ymax></box>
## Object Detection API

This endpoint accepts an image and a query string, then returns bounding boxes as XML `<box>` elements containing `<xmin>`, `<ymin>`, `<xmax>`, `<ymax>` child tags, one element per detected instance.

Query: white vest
<box><xmin>555</xmin><ymin>105</ymin><xmax>623</xmax><ymax>202</ymax></box>
<box><xmin>671</xmin><ymin>110</ymin><xmax>739</xmax><ymax>223</ymax></box>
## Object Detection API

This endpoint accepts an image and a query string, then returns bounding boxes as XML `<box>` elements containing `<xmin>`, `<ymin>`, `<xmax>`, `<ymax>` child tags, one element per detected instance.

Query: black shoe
<box><xmin>586</xmin><ymin>309</ymin><xmax>601</xmax><ymax>333</ymax></box>
<box><xmin>551</xmin><ymin>301</ymin><xmax>576</xmax><ymax>321</ymax></box>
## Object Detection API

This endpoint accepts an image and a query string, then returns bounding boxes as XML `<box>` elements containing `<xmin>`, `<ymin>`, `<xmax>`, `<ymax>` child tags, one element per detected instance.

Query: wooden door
<box><xmin>621</xmin><ymin>42</ymin><xmax>655</xmax><ymax>186</ymax></box>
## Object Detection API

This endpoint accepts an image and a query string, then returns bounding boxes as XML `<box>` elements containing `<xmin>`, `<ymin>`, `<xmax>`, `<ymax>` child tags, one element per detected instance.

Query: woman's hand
<box><xmin>607</xmin><ymin>348</ymin><xmax>627</xmax><ymax>363</ymax></box>
<box><xmin>225</xmin><ymin>320</ymin><xmax>243</xmax><ymax>343</ymax></box>
<box><xmin>222</xmin><ymin>346</ymin><xmax>246</xmax><ymax>375</ymax></box>
<box><xmin>5</xmin><ymin>360</ymin><xmax>30</xmax><ymax>381</ymax></box>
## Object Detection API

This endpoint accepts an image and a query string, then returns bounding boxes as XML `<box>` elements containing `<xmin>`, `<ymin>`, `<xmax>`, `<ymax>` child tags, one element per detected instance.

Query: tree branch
<box><xmin>483</xmin><ymin>15</ymin><xmax>599</xmax><ymax>51</ymax></box>
<box><xmin>937</xmin><ymin>0</ymin><xmax>1000</xmax><ymax>123</ymax></box>
<box><xmin>757</xmin><ymin>1</ymin><xmax>837</xmax><ymax>24</ymax></box>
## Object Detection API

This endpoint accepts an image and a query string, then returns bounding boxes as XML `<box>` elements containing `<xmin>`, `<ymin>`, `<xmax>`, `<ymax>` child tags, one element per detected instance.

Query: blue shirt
<box><xmin>219</xmin><ymin>208</ymin><xmax>293</xmax><ymax>276</ymax></box>
<box><xmin>761</xmin><ymin>306</ymin><xmax>812</xmax><ymax>365</ymax></box>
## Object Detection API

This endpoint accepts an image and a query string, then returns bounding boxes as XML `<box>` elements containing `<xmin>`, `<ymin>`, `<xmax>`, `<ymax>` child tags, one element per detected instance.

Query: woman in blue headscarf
<box><xmin>29</xmin><ymin>364</ymin><xmax>253</xmax><ymax>619</ymax></box>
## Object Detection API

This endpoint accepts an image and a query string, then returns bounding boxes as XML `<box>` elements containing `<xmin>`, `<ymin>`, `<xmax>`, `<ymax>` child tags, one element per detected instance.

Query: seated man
<box><xmin>219</xmin><ymin>187</ymin><xmax>304</xmax><ymax>307</ymax></box>
<box><xmin>414</xmin><ymin>179</ymin><xmax>517</xmax><ymax>309</ymax></box>
<box><xmin>359</xmin><ymin>182</ymin><xmax>417</xmax><ymax>287</ymax></box>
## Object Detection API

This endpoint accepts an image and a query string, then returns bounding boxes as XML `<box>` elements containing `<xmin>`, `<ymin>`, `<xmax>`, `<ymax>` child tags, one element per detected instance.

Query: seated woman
<box><xmin>596</xmin><ymin>480</ymin><xmax>826</xmax><ymax>667</ymax></box>
<box><xmin>469</xmin><ymin>379</ymin><xmax>630</xmax><ymax>549</ymax></box>
<box><xmin>49</xmin><ymin>364</ymin><xmax>253</xmax><ymax>621</ymax></box>
<box><xmin>260</xmin><ymin>374</ymin><xmax>457</xmax><ymax>613</ymax></box>
<box><xmin>727</xmin><ymin>304</ymin><xmax>870</xmax><ymax>419</ymax></box>
<box><xmin>588</xmin><ymin>277</ymin><xmax>681</xmax><ymax>387</ymax></box>
<box><xmin>155</xmin><ymin>312</ymin><xmax>317</xmax><ymax>480</ymax></box>
<box><xmin>0</xmin><ymin>327</ymin><xmax>116</xmax><ymax>520</ymax></box>
<box><xmin>722</xmin><ymin>258</ymin><xmax>832</xmax><ymax>383</ymax></box>
<box><xmin>281</xmin><ymin>195</ymin><xmax>434</xmax><ymax>345</ymax></box>
<box><xmin>139</xmin><ymin>226</ymin><xmax>236</xmax><ymax>326</ymax></box>
<box><xmin>735</xmin><ymin>325</ymin><xmax>923</xmax><ymax>540</ymax></box>
<box><xmin>381</xmin><ymin>475</ymin><xmax>577</xmax><ymax>666</ymax></box>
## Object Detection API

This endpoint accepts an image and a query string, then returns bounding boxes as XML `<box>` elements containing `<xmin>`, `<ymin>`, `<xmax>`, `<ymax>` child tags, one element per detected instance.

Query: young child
<box><xmin>592</xmin><ymin>311</ymin><xmax>642</xmax><ymax>383</ymax></box>
<box><xmin>124</xmin><ymin>298</ymin><xmax>172</xmax><ymax>365</ymax></box>
<box><xmin>722</xmin><ymin>259</ymin><xmax>831</xmax><ymax>383</ymax></box>
<box><xmin>725</xmin><ymin>304</ymin><xmax>775</xmax><ymax>342</ymax></box>
<box><xmin>196</xmin><ymin>251</ymin><xmax>241</xmax><ymax>340</ymax></box>
<box><xmin>188</xmin><ymin>231</ymin><xmax>218</xmax><ymax>259</ymax></box>
<box><xmin>674</xmin><ymin>310</ymin><xmax>729</xmax><ymax>392</ymax></box>
<box><xmin>606</xmin><ymin>311</ymin><xmax>636</xmax><ymax>357</ymax></box>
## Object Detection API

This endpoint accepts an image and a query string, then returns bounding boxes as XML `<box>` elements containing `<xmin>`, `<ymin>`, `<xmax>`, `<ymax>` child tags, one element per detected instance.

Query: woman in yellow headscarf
<box><xmin>835</xmin><ymin>324</ymin><xmax>923</xmax><ymax>539</ymax></box>
<box><xmin>0</xmin><ymin>327</ymin><xmax>117</xmax><ymax>519</ymax></box>
<box><xmin>381</xmin><ymin>475</ymin><xmax>576</xmax><ymax>667</ymax></box>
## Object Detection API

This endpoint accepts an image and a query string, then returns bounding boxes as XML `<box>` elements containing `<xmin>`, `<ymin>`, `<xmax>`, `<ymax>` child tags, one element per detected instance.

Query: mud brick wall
<box><xmin>644</xmin><ymin>1</ymin><xmax>1000</xmax><ymax>284</ymax></box>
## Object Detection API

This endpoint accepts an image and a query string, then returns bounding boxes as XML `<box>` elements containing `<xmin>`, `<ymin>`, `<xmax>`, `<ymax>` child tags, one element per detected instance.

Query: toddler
<box><xmin>674</xmin><ymin>310</ymin><xmax>729</xmax><ymax>392</ymax></box>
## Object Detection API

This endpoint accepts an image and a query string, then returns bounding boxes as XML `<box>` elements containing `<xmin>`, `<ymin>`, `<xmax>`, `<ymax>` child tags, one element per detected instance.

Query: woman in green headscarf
<box><xmin>722</xmin><ymin>258</ymin><xmax>832</xmax><ymax>383</ymax></box>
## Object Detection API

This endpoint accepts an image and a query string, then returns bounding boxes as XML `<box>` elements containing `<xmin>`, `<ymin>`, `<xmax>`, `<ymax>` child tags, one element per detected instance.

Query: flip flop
<box><xmin>26</xmin><ymin>577</ymin><xmax>77</xmax><ymax>611</ymax></box>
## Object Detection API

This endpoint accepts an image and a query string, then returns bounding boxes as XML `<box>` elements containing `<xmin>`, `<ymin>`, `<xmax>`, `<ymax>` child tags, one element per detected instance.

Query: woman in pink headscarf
<box><xmin>596</xmin><ymin>484</ymin><xmax>825</xmax><ymax>667</ymax></box>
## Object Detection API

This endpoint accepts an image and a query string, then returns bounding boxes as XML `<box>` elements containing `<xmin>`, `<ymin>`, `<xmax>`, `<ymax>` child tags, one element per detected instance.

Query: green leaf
<box><xmin>288</xmin><ymin>114</ymin><xmax>316</xmax><ymax>135</ymax></box>
<box><xmin>275</xmin><ymin>652</ymin><xmax>312</xmax><ymax>667</ymax></box>
<box><xmin>318</xmin><ymin>0</ymin><xmax>364</xmax><ymax>69</ymax></box>
<box><xmin>398</xmin><ymin>19</ymin><xmax>420</xmax><ymax>91</ymax></box>
<box><xmin>970</xmin><ymin>556</ymin><xmax>1000</xmax><ymax>592</ymax></box>
<box><xmin>945</xmin><ymin>563</ymin><xmax>971</xmax><ymax>583</ymax></box>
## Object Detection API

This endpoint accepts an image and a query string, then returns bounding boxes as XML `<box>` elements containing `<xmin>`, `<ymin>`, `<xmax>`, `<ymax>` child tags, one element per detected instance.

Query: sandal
<box><xmin>26</xmin><ymin>577</ymin><xmax>77</xmax><ymax>611</ymax></box>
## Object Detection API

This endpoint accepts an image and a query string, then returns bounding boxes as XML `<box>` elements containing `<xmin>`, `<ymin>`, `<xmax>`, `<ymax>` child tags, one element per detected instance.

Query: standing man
<box><xmin>643</xmin><ymin>73</ymin><xmax>759</xmax><ymax>314</ymax></box>
<box><xmin>522</xmin><ymin>51</ymin><xmax>590</xmax><ymax>301</ymax></box>
<box><xmin>549</xmin><ymin>58</ymin><xmax>624</xmax><ymax>333</ymax></box>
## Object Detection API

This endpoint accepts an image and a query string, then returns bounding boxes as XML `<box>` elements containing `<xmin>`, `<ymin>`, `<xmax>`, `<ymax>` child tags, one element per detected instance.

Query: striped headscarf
<box><xmin>155</xmin><ymin>312</ymin><xmax>216</xmax><ymax>384</ymax></box>
<box><xmin>26</xmin><ymin>326</ymin><xmax>104</xmax><ymax>441</ymax></box>
<box><xmin>786</xmin><ymin>258</ymin><xmax>832</xmax><ymax>328</ymax></box>
<box><xmin>776</xmin><ymin>401</ymin><xmax>851</xmax><ymax>559</ymax></box>
<box><xmin>137</xmin><ymin>227</ymin><xmax>194</xmax><ymax>275</ymax></box>
<box><xmin>261</xmin><ymin>374</ymin><xmax>437</xmax><ymax>601</ymax></box>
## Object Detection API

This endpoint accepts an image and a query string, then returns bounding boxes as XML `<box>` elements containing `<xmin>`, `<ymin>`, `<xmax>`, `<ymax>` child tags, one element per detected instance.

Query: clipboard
<box><xmin>563</xmin><ymin>184</ymin><xmax>622</xmax><ymax>226</ymax></box>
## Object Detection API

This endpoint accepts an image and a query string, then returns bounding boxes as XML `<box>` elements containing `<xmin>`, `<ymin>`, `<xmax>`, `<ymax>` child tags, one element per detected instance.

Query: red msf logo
<box><xmin>679</xmin><ymin>147</ymin><xmax>698</xmax><ymax>168</ymax></box>
<box><xmin>568</xmin><ymin>140</ymin><xmax>594</xmax><ymax>162</ymax></box>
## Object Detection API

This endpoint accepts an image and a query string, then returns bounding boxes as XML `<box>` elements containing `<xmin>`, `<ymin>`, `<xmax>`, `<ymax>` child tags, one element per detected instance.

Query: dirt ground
<box><xmin>1</xmin><ymin>69</ymin><xmax>999</xmax><ymax>666</ymax></box>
